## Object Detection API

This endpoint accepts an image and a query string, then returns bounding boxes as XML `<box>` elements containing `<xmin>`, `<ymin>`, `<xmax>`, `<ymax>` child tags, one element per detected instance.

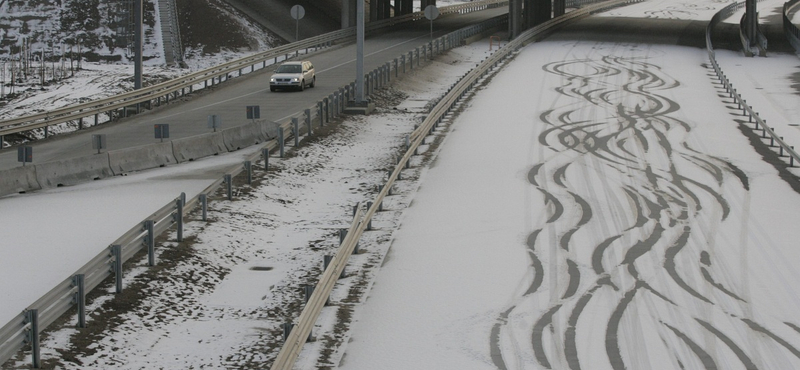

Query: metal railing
<box><xmin>707</xmin><ymin>1</ymin><xmax>800</xmax><ymax>168</ymax></box>
<box><xmin>785</xmin><ymin>0</ymin><xmax>800</xmax><ymax>52</ymax></box>
<box><xmin>270</xmin><ymin>1</ymin><xmax>645</xmax><ymax>369</ymax></box>
<box><xmin>0</xmin><ymin>0</ymin><xmax>508</xmax><ymax>141</ymax></box>
<box><xmin>0</xmin><ymin>13</ymin><xmax>509</xmax><ymax>368</ymax></box>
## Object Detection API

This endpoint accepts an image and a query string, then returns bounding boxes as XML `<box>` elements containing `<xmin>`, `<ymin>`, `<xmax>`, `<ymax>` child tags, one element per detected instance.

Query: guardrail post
<box><xmin>292</xmin><ymin>118</ymin><xmax>300</xmax><ymax>147</ymax></box>
<box><xmin>323</xmin><ymin>98</ymin><xmax>329</xmax><ymax>125</ymax></box>
<box><xmin>324</xmin><ymin>254</ymin><xmax>345</xmax><ymax>279</ymax></box>
<box><xmin>279</xmin><ymin>127</ymin><xmax>285</xmax><ymax>157</ymax></box>
<box><xmin>262</xmin><ymin>148</ymin><xmax>270</xmax><ymax>171</ymax></box>
<box><xmin>305</xmin><ymin>108</ymin><xmax>312</xmax><ymax>136</ymax></box>
<box><xmin>145</xmin><ymin>220</ymin><xmax>155</xmax><ymax>266</ymax></box>
<box><xmin>225</xmin><ymin>174</ymin><xmax>233</xmax><ymax>201</ymax></box>
<box><xmin>409</xmin><ymin>51</ymin><xmax>414</xmax><ymax>69</ymax></box>
<box><xmin>366</xmin><ymin>202</ymin><xmax>374</xmax><ymax>231</ymax></box>
<box><xmin>176</xmin><ymin>194</ymin><xmax>184</xmax><ymax>242</ymax></box>
<box><xmin>0</xmin><ymin>135</ymin><xmax>3</xmax><ymax>149</ymax></box>
<box><xmin>317</xmin><ymin>101</ymin><xmax>324</xmax><ymax>126</ymax></box>
<box><xmin>112</xmin><ymin>244</ymin><xmax>123</xmax><ymax>293</ymax></box>
<box><xmin>26</xmin><ymin>309</ymin><xmax>40</xmax><ymax>368</ymax></box>
<box><xmin>245</xmin><ymin>161</ymin><xmax>252</xmax><ymax>184</ymax></box>
<box><xmin>333</xmin><ymin>93</ymin><xmax>339</xmax><ymax>117</ymax></box>
<box><xmin>394</xmin><ymin>58</ymin><xmax>399</xmax><ymax>77</ymax></box>
<box><xmin>401</xmin><ymin>55</ymin><xmax>406</xmax><ymax>73</ymax></box>
<box><xmin>283</xmin><ymin>322</ymin><xmax>293</xmax><ymax>342</ymax></box>
<box><xmin>200</xmin><ymin>193</ymin><xmax>208</xmax><ymax>221</ymax></box>
<box><xmin>73</xmin><ymin>274</ymin><xmax>86</xmax><ymax>328</ymax></box>
<box><xmin>304</xmin><ymin>284</ymin><xmax>314</xmax><ymax>303</ymax></box>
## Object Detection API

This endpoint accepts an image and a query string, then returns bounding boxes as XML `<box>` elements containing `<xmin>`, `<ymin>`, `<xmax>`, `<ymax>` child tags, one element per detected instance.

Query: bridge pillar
<box><xmin>509</xmin><ymin>0</ymin><xmax>523</xmax><ymax>38</ymax></box>
<box><xmin>421</xmin><ymin>0</ymin><xmax>436</xmax><ymax>11</ymax></box>
<box><xmin>384</xmin><ymin>0</ymin><xmax>391</xmax><ymax>19</ymax></box>
<box><xmin>342</xmin><ymin>0</ymin><xmax>357</xmax><ymax>28</ymax></box>
<box><xmin>532</xmin><ymin>0</ymin><xmax>551</xmax><ymax>26</ymax></box>
<box><xmin>554</xmin><ymin>0</ymin><xmax>565</xmax><ymax>17</ymax></box>
<box><xmin>524</xmin><ymin>0</ymin><xmax>536</xmax><ymax>29</ymax></box>
<box><xmin>370</xmin><ymin>0</ymin><xmax>378</xmax><ymax>21</ymax></box>
<box><xmin>404</xmin><ymin>0</ymin><xmax>413</xmax><ymax>14</ymax></box>
<box><xmin>745</xmin><ymin>0</ymin><xmax>757</xmax><ymax>47</ymax></box>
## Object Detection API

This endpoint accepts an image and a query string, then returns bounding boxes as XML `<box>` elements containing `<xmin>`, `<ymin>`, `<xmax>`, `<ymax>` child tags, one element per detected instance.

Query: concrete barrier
<box><xmin>172</xmin><ymin>132</ymin><xmax>226</xmax><ymax>163</ymax></box>
<box><xmin>34</xmin><ymin>154</ymin><xmax>114</xmax><ymax>189</ymax></box>
<box><xmin>0</xmin><ymin>165</ymin><xmax>42</xmax><ymax>197</ymax></box>
<box><xmin>257</xmin><ymin>120</ymin><xmax>281</xmax><ymax>140</ymax></box>
<box><xmin>222</xmin><ymin>122</ymin><xmax>266</xmax><ymax>151</ymax></box>
<box><xmin>107</xmin><ymin>142</ymin><xmax>177</xmax><ymax>174</ymax></box>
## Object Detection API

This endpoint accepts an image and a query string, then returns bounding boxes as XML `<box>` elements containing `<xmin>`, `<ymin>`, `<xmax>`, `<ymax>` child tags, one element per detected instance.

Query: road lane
<box><xmin>0</xmin><ymin>7</ymin><xmax>506</xmax><ymax>171</ymax></box>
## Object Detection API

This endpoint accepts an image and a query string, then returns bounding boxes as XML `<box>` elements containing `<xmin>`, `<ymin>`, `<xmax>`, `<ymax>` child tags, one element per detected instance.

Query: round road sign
<box><xmin>291</xmin><ymin>5</ymin><xmax>305</xmax><ymax>20</ymax></box>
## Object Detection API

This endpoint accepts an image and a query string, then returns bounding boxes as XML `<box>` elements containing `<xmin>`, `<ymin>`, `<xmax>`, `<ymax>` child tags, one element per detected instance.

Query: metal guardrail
<box><xmin>0</xmin><ymin>0</ymin><xmax>507</xmax><ymax>141</ymax></box>
<box><xmin>0</xmin><ymin>12</ymin><xmax>509</xmax><ymax>368</ymax></box>
<box><xmin>707</xmin><ymin>1</ymin><xmax>800</xmax><ymax>168</ymax></box>
<box><xmin>270</xmin><ymin>1</ymin><xmax>645</xmax><ymax>369</ymax></box>
<box><xmin>785</xmin><ymin>0</ymin><xmax>800</xmax><ymax>52</ymax></box>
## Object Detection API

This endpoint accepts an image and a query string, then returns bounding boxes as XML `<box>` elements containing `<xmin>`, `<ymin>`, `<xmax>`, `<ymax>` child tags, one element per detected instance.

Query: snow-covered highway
<box><xmin>2</xmin><ymin>0</ymin><xmax>800</xmax><ymax>368</ymax></box>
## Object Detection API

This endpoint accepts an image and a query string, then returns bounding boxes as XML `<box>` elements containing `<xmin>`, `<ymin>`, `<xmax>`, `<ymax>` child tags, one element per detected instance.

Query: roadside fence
<box><xmin>707</xmin><ymin>1</ymin><xmax>800</xmax><ymax>168</ymax></box>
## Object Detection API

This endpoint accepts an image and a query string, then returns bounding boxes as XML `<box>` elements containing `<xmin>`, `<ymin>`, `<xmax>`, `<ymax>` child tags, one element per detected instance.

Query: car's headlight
<box><xmin>292</xmin><ymin>78</ymin><xmax>299</xmax><ymax>82</ymax></box>
<box><xmin>270</xmin><ymin>78</ymin><xmax>275</xmax><ymax>82</ymax></box>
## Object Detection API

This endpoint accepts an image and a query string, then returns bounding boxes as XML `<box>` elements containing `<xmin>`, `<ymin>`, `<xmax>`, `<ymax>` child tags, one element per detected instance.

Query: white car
<box><xmin>270</xmin><ymin>61</ymin><xmax>316</xmax><ymax>92</ymax></box>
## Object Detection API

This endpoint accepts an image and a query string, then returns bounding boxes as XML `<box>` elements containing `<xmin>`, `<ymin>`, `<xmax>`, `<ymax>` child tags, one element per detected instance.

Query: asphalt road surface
<box><xmin>0</xmin><ymin>7</ymin><xmax>505</xmax><ymax>171</ymax></box>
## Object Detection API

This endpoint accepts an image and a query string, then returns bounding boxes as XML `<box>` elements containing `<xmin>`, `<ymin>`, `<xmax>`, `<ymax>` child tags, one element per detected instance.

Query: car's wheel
<box><xmin>299</xmin><ymin>80</ymin><xmax>305</xmax><ymax>91</ymax></box>
<box><xmin>310</xmin><ymin>77</ymin><xmax>316</xmax><ymax>88</ymax></box>
<box><xmin>270</xmin><ymin>86</ymin><xmax>276</xmax><ymax>92</ymax></box>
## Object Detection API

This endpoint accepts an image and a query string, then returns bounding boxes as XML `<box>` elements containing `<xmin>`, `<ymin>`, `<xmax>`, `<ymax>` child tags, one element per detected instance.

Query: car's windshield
<box><xmin>276</xmin><ymin>65</ymin><xmax>302</xmax><ymax>73</ymax></box>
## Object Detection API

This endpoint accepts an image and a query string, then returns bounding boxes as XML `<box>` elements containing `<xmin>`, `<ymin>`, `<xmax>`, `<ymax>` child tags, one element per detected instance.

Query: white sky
<box><xmin>2</xmin><ymin>0</ymin><xmax>800</xmax><ymax>368</ymax></box>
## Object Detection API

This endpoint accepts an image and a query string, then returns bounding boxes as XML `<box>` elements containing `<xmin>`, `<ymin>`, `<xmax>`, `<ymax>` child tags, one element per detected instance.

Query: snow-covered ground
<box><xmin>598</xmin><ymin>0</ymin><xmax>730</xmax><ymax>19</ymax></box>
<box><xmin>338</xmin><ymin>40</ymin><xmax>800</xmax><ymax>370</ymax></box>
<box><xmin>1</xmin><ymin>37</ymin><xmax>499</xmax><ymax>368</ymax></box>
<box><xmin>2</xmin><ymin>0</ymin><xmax>800</xmax><ymax>368</ymax></box>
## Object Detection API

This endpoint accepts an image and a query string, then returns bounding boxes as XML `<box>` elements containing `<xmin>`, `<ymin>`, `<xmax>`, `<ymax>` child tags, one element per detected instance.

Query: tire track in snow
<box><xmin>486</xmin><ymin>46</ymin><xmax>800</xmax><ymax>369</ymax></box>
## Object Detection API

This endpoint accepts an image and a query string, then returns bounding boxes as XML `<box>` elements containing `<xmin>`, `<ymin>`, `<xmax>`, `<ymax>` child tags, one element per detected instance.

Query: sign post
<box><xmin>207</xmin><ymin>115</ymin><xmax>221</xmax><ymax>132</ymax></box>
<box><xmin>290</xmin><ymin>5</ymin><xmax>305</xmax><ymax>42</ymax></box>
<box><xmin>17</xmin><ymin>146</ymin><xmax>32</xmax><ymax>166</ymax></box>
<box><xmin>91</xmin><ymin>134</ymin><xmax>107</xmax><ymax>154</ymax></box>
<box><xmin>246</xmin><ymin>105</ymin><xmax>260</xmax><ymax>123</ymax></box>
<box><xmin>424</xmin><ymin>5</ymin><xmax>439</xmax><ymax>41</ymax></box>
<box><xmin>154</xmin><ymin>124</ymin><xmax>170</xmax><ymax>142</ymax></box>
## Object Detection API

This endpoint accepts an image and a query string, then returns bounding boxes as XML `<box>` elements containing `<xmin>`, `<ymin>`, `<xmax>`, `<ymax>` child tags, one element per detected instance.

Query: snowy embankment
<box><xmin>1</xmin><ymin>39</ymin><xmax>500</xmax><ymax>369</ymax></box>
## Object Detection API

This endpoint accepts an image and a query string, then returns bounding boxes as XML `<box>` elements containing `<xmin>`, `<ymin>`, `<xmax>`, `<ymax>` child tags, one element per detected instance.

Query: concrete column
<box><xmin>509</xmin><ymin>0</ymin><xmax>523</xmax><ymax>38</ymax></box>
<box><xmin>342</xmin><ymin>0</ymin><xmax>357</xmax><ymax>28</ymax></box>
<box><xmin>745</xmin><ymin>0</ymin><xmax>757</xmax><ymax>46</ymax></box>
<box><xmin>554</xmin><ymin>0</ymin><xmax>565</xmax><ymax>17</ymax></box>
<box><xmin>384</xmin><ymin>0</ymin><xmax>391</xmax><ymax>18</ymax></box>
<box><xmin>370</xmin><ymin>0</ymin><xmax>379</xmax><ymax>21</ymax></box>
<box><xmin>403</xmin><ymin>0</ymin><xmax>413</xmax><ymax>14</ymax></box>
<box><xmin>533</xmin><ymin>0</ymin><xmax>551</xmax><ymax>26</ymax></box>
<box><xmin>524</xmin><ymin>0</ymin><xmax>535</xmax><ymax>30</ymax></box>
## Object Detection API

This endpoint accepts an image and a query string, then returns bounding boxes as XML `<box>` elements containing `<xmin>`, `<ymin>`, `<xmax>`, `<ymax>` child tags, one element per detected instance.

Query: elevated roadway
<box><xmin>0</xmin><ymin>7</ymin><xmax>506</xmax><ymax>172</ymax></box>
